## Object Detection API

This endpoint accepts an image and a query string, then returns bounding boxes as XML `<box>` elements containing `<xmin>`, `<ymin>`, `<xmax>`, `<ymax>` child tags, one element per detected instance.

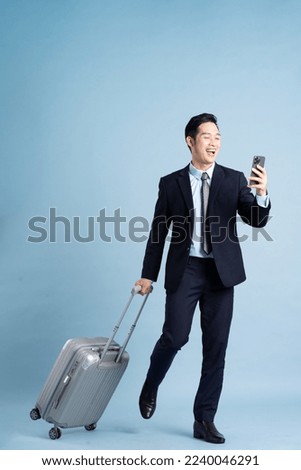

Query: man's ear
<box><xmin>185</xmin><ymin>136</ymin><xmax>194</xmax><ymax>150</ymax></box>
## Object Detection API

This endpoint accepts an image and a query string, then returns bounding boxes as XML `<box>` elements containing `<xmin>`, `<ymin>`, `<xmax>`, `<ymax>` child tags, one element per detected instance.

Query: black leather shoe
<box><xmin>139</xmin><ymin>381</ymin><xmax>157</xmax><ymax>419</ymax></box>
<box><xmin>193</xmin><ymin>420</ymin><xmax>225</xmax><ymax>444</ymax></box>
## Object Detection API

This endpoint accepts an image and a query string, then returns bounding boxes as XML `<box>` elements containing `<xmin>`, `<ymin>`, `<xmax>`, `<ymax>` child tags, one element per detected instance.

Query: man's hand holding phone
<box><xmin>249</xmin><ymin>155</ymin><xmax>268</xmax><ymax>197</ymax></box>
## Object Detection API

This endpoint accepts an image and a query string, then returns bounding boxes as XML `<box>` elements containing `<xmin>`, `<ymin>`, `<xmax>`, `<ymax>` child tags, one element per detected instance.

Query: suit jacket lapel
<box><xmin>175</xmin><ymin>162</ymin><xmax>224</xmax><ymax>214</ymax></box>
<box><xmin>208</xmin><ymin>163</ymin><xmax>224</xmax><ymax>211</ymax></box>
<box><xmin>176</xmin><ymin>165</ymin><xmax>194</xmax><ymax>211</ymax></box>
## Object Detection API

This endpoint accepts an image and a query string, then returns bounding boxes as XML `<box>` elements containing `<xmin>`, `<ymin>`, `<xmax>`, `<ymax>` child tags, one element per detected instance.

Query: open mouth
<box><xmin>207</xmin><ymin>149</ymin><xmax>216</xmax><ymax>156</ymax></box>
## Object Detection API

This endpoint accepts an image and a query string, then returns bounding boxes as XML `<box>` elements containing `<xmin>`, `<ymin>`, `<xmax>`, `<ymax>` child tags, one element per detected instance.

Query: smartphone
<box><xmin>250</xmin><ymin>155</ymin><xmax>265</xmax><ymax>180</ymax></box>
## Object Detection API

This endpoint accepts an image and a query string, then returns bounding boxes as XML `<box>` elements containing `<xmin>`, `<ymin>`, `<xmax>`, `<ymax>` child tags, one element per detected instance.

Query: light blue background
<box><xmin>0</xmin><ymin>0</ymin><xmax>300</xmax><ymax>450</ymax></box>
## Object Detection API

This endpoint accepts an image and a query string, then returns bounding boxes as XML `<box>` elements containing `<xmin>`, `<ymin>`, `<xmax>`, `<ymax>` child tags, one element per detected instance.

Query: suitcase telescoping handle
<box><xmin>99</xmin><ymin>285</ymin><xmax>153</xmax><ymax>364</ymax></box>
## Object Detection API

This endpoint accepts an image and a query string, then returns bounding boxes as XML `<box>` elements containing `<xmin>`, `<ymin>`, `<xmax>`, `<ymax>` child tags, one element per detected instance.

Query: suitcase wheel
<box><xmin>30</xmin><ymin>408</ymin><xmax>41</xmax><ymax>421</ymax></box>
<box><xmin>49</xmin><ymin>427</ymin><xmax>62</xmax><ymax>440</ymax></box>
<box><xmin>85</xmin><ymin>423</ymin><xmax>97</xmax><ymax>432</ymax></box>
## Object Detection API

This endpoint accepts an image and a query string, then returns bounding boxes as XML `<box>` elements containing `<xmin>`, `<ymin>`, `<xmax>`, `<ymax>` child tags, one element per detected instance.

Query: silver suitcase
<box><xmin>30</xmin><ymin>285</ymin><xmax>151</xmax><ymax>439</ymax></box>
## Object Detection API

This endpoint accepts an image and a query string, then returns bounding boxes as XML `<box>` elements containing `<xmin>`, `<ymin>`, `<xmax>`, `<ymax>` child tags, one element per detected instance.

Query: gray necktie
<box><xmin>201</xmin><ymin>172</ymin><xmax>211</xmax><ymax>254</ymax></box>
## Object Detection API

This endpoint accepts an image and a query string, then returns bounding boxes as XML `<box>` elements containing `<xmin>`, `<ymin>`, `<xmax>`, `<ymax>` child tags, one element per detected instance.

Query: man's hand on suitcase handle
<box><xmin>135</xmin><ymin>278</ymin><xmax>153</xmax><ymax>295</ymax></box>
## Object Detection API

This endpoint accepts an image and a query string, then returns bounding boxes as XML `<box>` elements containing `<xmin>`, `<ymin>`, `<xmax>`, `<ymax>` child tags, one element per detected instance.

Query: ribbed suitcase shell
<box><xmin>36</xmin><ymin>337</ymin><xmax>129</xmax><ymax>428</ymax></box>
<box><xmin>30</xmin><ymin>286</ymin><xmax>151</xmax><ymax>438</ymax></box>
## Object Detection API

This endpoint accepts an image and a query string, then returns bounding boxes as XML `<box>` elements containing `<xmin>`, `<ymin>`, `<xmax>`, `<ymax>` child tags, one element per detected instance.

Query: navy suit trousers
<box><xmin>146</xmin><ymin>257</ymin><xmax>234</xmax><ymax>422</ymax></box>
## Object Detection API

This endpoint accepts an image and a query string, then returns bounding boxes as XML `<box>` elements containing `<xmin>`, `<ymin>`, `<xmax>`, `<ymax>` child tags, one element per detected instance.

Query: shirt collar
<box><xmin>189</xmin><ymin>162</ymin><xmax>215</xmax><ymax>180</ymax></box>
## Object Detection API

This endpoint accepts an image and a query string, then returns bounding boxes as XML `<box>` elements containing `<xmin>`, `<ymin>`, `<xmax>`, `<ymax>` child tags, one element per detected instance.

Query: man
<box><xmin>135</xmin><ymin>113</ymin><xmax>270</xmax><ymax>444</ymax></box>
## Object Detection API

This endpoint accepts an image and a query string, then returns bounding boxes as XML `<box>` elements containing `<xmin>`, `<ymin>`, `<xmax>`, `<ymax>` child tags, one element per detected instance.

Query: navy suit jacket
<box><xmin>141</xmin><ymin>163</ymin><xmax>271</xmax><ymax>293</ymax></box>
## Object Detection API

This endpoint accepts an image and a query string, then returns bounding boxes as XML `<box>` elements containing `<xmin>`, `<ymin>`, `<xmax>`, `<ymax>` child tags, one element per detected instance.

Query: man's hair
<box><xmin>185</xmin><ymin>113</ymin><xmax>219</xmax><ymax>140</ymax></box>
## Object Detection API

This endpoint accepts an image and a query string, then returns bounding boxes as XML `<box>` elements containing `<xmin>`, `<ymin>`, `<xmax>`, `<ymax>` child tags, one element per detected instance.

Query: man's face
<box><xmin>186</xmin><ymin>122</ymin><xmax>221</xmax><ymax>170</ymax></box>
